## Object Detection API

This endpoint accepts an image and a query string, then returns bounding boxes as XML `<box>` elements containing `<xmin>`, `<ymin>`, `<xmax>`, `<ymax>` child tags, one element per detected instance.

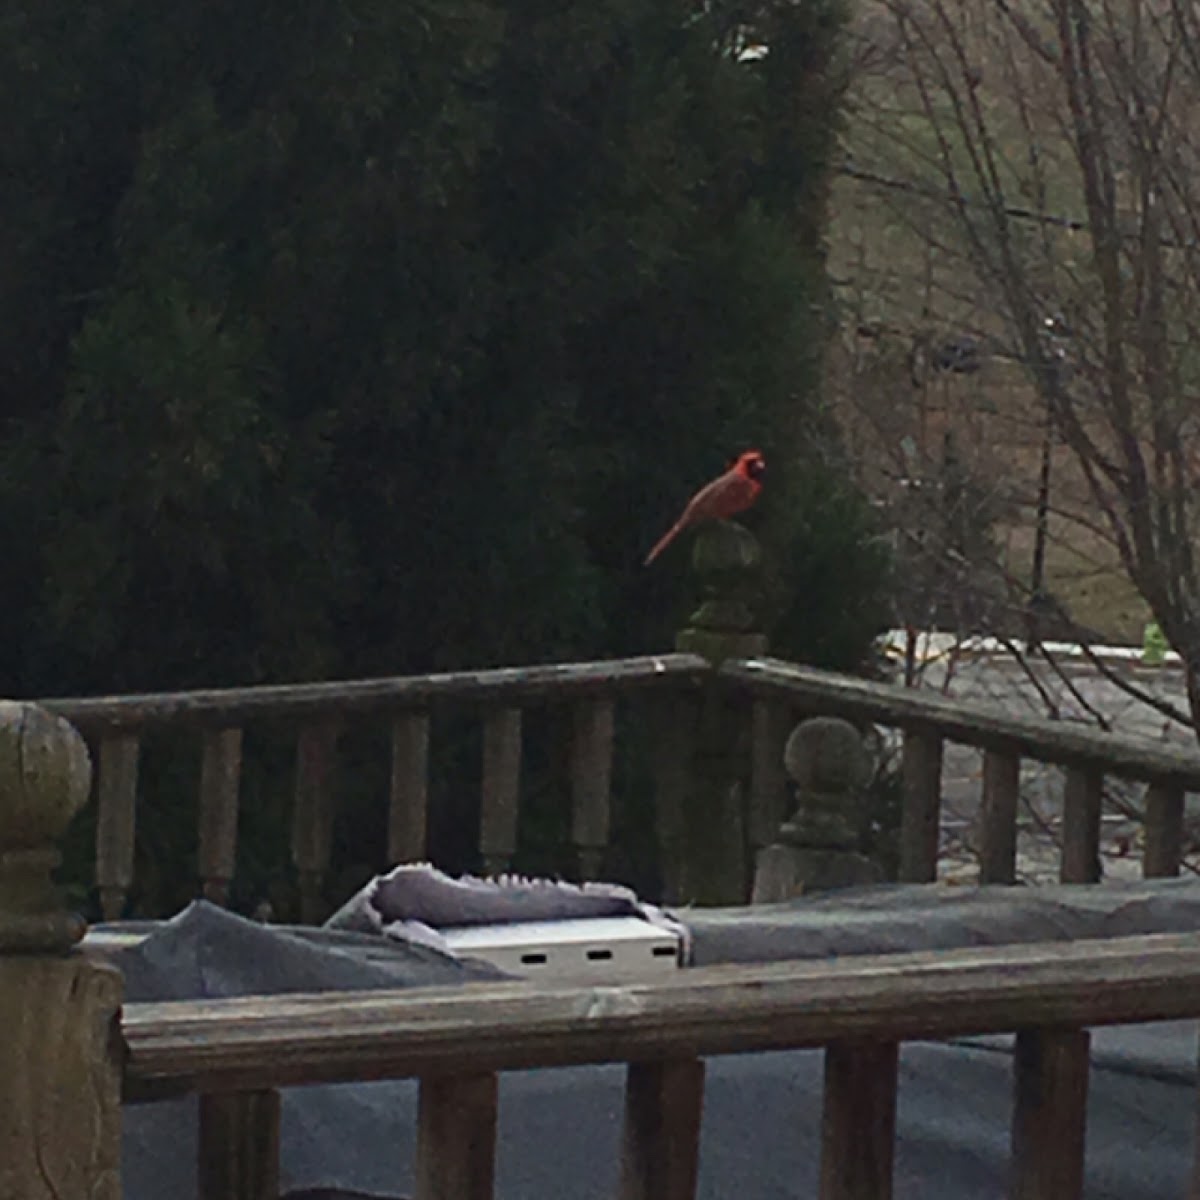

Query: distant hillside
<box><xmin>823</xmin><ymin>0</ymin><xmax>1152</xmax><ymax>644</ymax></box>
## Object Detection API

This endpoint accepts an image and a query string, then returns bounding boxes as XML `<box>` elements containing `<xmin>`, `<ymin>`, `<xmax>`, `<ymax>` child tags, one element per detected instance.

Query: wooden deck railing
<box><xmin>728</xmin><ymin>657</ymin><xmax>1200</xmax><ymax>885</ymax></box>
<box><xmin>41</xmin><ymin>654</ymin><xmax>710</xmax><ymax>920</ymax></box>
<box><xmin>117</xmin><ymin>931</ymin><xmax>1200</xmax><ymax>1200</ymax></box>
<box><xmin>6</xmin><ymin>694</ymin><xmax>1200</xmax><ymax>1200</ymax></box>
<box><xmin>35</xmin><ymin>650</ymin><xmax>1200</xmax><ymax>920</ymax></box>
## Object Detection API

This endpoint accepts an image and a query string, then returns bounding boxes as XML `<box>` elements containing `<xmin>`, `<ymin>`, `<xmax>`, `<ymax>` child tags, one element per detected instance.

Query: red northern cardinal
<box><xmin>644</xmin><ymin>450</ymin><xmax>766</xmax><ymax>566</ymax></box>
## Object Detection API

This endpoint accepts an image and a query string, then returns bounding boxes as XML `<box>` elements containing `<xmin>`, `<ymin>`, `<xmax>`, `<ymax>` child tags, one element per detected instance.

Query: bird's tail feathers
<box><xmin>643</xmin><ymin>521</ymin><xmax>684</xmax><ymax>566</ymax></box>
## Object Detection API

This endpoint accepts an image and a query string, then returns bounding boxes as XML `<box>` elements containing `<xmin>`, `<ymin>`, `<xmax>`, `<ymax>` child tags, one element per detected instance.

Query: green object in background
<box><xmin>1143</xmin><ymin>621</ymin><xmax>1168</xmax><ymax>665</ymax></box>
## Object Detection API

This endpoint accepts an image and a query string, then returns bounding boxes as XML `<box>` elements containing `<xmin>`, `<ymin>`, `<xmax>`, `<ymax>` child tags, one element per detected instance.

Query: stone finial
<box><xmin>0</xmin><ymin>702</ymin><xmax>93</xmax><ymax>951</ymax></box>
<box><xmin>675</xmin><ymin>520</ymin><xmax>767</xmax><ymax>662</ymax></box>
<box><xmin>781</xmin><ymin>716</ymin><xmax>872</xmax><ymax>847</ymax></box>
<box><xmin>752</xmin><ymin>716</ymin><xmax>882</xmax><ymax>902</ymax></box>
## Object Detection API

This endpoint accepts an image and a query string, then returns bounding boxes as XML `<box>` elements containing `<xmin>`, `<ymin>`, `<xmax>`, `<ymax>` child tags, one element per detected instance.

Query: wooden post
<box><xmin>1144</xmin><ymin>781</ymin><xmax>1185</xmax><ymax>878</ymax></box>
<box><xmin>673</xmin><ymin>519</ymin><xmax>767</xmax><ymax>905</ymax></box>
<box><xmin>480</xmin><ymin>708</ymin><xmax>522</xmax><ymax>875</ymax></box>
<box><xmin>570</xmin><ymin>698</ymin><xmax>615</xmax><ymax>880</ymax></box>
<box><xmin>0</xmin><ymin>701</ymin><xmax>124</xmax><ymax>1200</ymax></box>
<box><xmin>290</xmin><ymin>721</ymin><xmax>340</xmax><ymax>924</ymax></box>
<box><xmin>899</xmin><ymin>728</ymin><xmax>943</xmax><ymax>882</ymax></box>
<box><xmin>415</xmin><ymin>1072</ymin><xmax>498</xmax><ymax>1200</ymax></box>
<box><xmin>1060</xmin><ymin>766</ymin><xmax>1102</xmax><ymax>884</ymax></box>
<box><xmin>96</xmin><ymin>731</ymin><xmax>140</xmax><ymax>920</ymax></box>
<box><xmin>820</xmin><ymin>1041</ymin><xmax>899</xmax><ymax>1200</ymax></box>
<box><xmin>1010</xmin><ymin>1028</ymin><xmax>1090</xmax><ymax>1200</ymax></box>
<box><xmin>619</xmin><ymin>1059</ymin><xmax>705</xmax><ymax>1200</ymax></box>
<box><xmin>199</xmin><ymin>1090</ymin><xmax>281</xmax><ymax>1200</ymax></box>
<box><xmin>388</xmin><ymin>713</ymin><xmax>430</xmax><ymax>865</ymax></box>
<box><xmin>198</xmin><ymin>728</ymin><xmax>244</xmax><ymax>906</ymax></box>
<box><xmin>978</xmin><ymin>748</ymin><xmax>1020</xmax><ymax>885</ymax></box>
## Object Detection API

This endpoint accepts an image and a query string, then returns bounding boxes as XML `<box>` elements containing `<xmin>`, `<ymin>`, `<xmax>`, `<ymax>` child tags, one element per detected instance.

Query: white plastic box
<box><xmin>442</xmin><ymin>916</ymin><xmax>682</xmax><ymax>982</ymax></box>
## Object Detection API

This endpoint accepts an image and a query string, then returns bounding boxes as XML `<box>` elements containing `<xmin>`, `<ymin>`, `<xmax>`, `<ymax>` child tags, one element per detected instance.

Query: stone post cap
<box><xmin>690</xmin><ymin>519</ymin><xmax>762</xmax><ymax>574</ymax></box>
<box><xmin>779</xmin><ymin>716</ymin><xmax>871</xmax><ymax>851</ymax></box>
<box><xmin>675</xmin><ymin>520</ymin><xmax>768</xmax><ymax>661</ymax></box>
<box><xmin>0</xmin><ymin>703</ymin><xmax>92</xmax><ymax>849</ymax></box>
<box><xmin>783</xmin><ymin>716</ymin><xmax>871</xmax><ymax>793</ymax></box>
<box><xmin>0</xmin><ymin>702</ymin><xmax>93</xmax><ymax>951</ymax></box>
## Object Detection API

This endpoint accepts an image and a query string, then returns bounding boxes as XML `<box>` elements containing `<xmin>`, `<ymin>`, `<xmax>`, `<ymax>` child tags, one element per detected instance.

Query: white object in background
<box><xmin>82</xmin><ymin>928</ymin><xmax>148</xmax><ymax>950</ymax></box>
<box><xmin>442</xmin><ymin>916</ymin><xmax>681</xmax><ymax>982</ymax></box>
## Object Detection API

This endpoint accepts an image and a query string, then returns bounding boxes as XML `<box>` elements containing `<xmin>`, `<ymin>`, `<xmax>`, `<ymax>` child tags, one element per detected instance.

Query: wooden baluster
<box><xmin>388</xmin><ymin>713</ymin><xmax>430</xmax><ymax>865</ymax></box>
<box><xmin>1144</xmin><ymin>781</ymin><xmax>1185</xmax><ymax>878</ymax></box>
<box><xmin>199</xmin><ymin>1090</ymin><xmax>281</xmax><ymax>1200</ymax></box>
<box><xmin>96</xmin><ymin>732</ymin><xmax>141</xmax><ymax>920</ymax></box>
<box><xmin>198</xmin><ymin>728</ymin><xmax>244</xmax><ymax>907</ymax></box>
<box><xmin>290</xmin><ymin>721</ymin><xmax>340</xmax><ymax>923</ymax></box>
<box><xmin>415</xmin><ymin>1072</ymin><xmax>498</xmax><ymax>1200</ymax></box>
<box><xmin>1060</xmin><ymin>765</ymin><xmax>1102</xmax><ymax>884</ymax></box>
<box><xmin>1011</xmin><ymin>1028</ymin><xmax>1090</xmax><ymax>1200</ymax></box>
<box><xmin>979</xmin><ymin>748</ymin><xmax>1020</xmax><ymax>885</ymax></box>
<box><xmin>619</xmin><ymin>1059</ymin><xmax>705</xmax><ymax>1200</ymax></box>
<box><xmin>749</xmin><ymin>700</ymin><xmax>791</xmax><ymax>854</ymax></box>
<box><xmin>820</xmin><ymin>1041</ymin><xmax>899</xmax><ymax>1200</ymax></box>
<box><xmin>571</xmin><ymin>698</ymin><xmax>615</xmax><ymax>880</ymax></box>
<box><xmin>480</xmin><ymin>709</ymin><xmax>521</xmax><ymax>876</ymax></box>
<box><xmin>899</xmin><ymin>728</ymin><xmax>943</xmax><ymax>882</ymax></box>
<box><xmin>653</xmin><ymin>691</ymin><xmax>699</xmax><ymax>906</ymax></box>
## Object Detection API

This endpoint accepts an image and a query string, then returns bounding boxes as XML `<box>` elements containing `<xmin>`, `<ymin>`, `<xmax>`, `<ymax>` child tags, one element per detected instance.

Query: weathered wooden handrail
<box><xmin>121</xmin><ymin>931</ymin><xmax>1200</xmax><ymax>1093</ymax></box>
<box><xmin>117</xmin><ymin>930</ymin><xmax>1200</xmax><ymax>1200</ymax></box>
<box><xmin>723</xmin><ymin>658</ymin><xmax>1200</xmax><ymax>786</ymax></box>
<box><xmin>43</xmin><ymin>655</ymin><xmax>708</xmax><ymax>732</ymax></box>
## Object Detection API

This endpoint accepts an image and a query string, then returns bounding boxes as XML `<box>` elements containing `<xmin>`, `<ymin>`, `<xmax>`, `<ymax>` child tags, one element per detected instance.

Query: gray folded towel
<box><xmin>324</xmin><ymin>861</ymin><xmax>691</xmax><ymax>957</ymax></box>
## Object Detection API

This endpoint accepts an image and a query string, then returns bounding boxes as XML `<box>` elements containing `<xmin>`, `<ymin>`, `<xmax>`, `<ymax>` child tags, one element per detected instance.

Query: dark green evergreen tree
<box><xmin>3</xmin><ymin>0</ymin><xmax>883</xmax><ymax>698</ymax></box>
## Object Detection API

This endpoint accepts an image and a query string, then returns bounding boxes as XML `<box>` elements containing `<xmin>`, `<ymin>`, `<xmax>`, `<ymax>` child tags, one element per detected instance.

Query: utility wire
<box><xmin>839</xmin><ymin>159</ymin><xmax>1089</xmax><ymax>233</ymax></box>
<box><xmin>839</xmin><ymin>159</ymin><xmax>1199</xmax><ymax>252</ymax></box>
